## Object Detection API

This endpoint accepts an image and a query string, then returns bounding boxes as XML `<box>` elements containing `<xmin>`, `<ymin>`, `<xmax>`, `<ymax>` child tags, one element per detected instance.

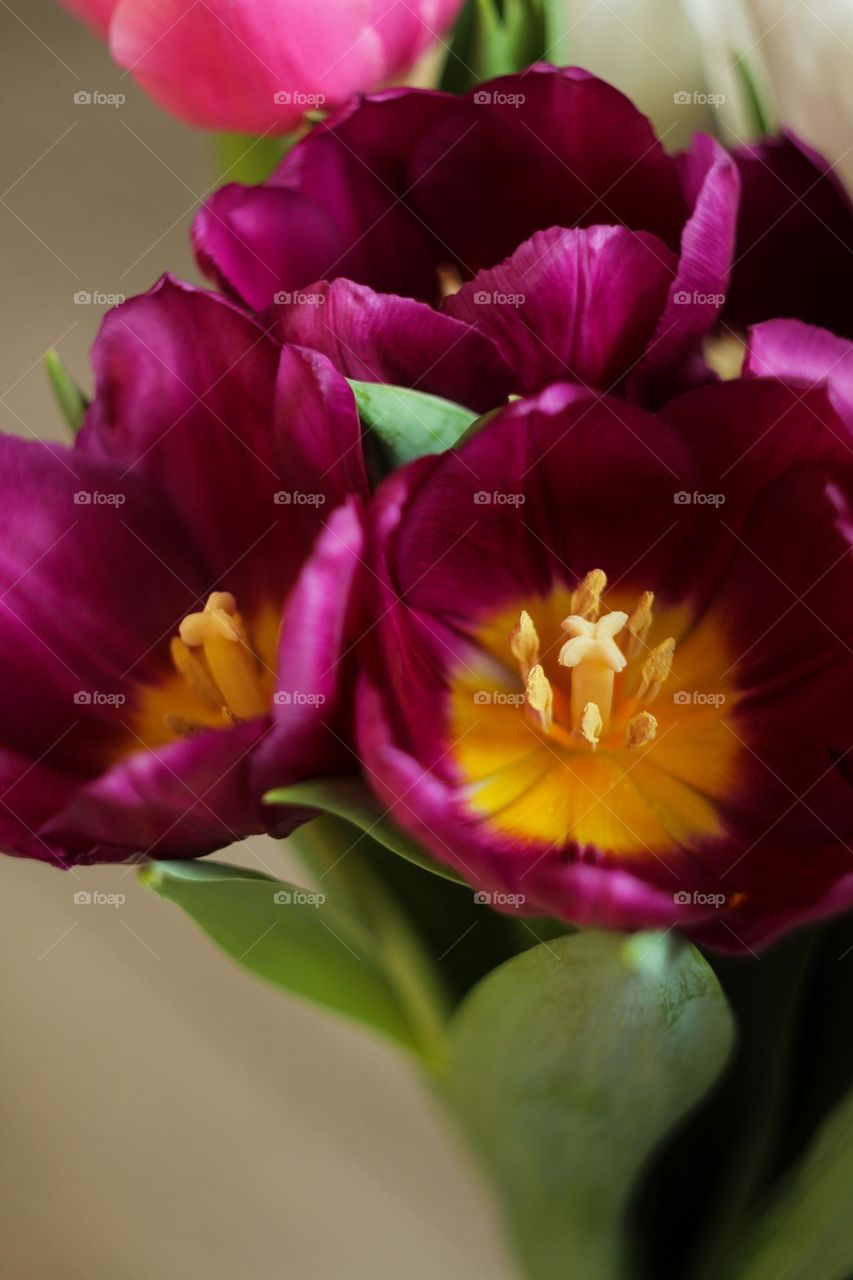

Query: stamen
<box><xmin>559</xmin><ymin>610</ymin><xmax>628</xmax><ymax>734</ymax></box>
<box><xmin>175</xmin><ymin>592</ymin><xmax>267</xmax><ymax>721</ymax></box>
<box><xmin>626</xmin><ymin>591</ymin><xmax>654</xmax><ymax>660</ymax></box>
<box><xmin>510</xmin><ymin>610</ymin><xmax>540</xmax><ymax>678</ymax></box>
<box><xmin>578</xmin><ymin>702</ymin><xmax>603</xmax><ymax>749</ymax></box>
<box><xmin>526</xmin><ymin>664</ymin><xmax>553</xmax><ymax>733</ymax></box>
<box><xmin>638</xmin><ymin>637</ymin><xmax>676</xmax><ymax>702</ymax></box>
<box><xmin>570</xmin><ymin>568</ymin><xmax>607</xmax><ymax>621</ymax></box>
<box><xmin>626</xmin><ymin>711</ymin><xmax>658</xmax><ymax>749</ymax></box>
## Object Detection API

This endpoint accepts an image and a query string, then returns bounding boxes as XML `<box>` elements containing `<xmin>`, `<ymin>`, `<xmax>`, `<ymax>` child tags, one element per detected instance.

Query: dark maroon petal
<box><xmin>271</xmin><ymin>278</ymin><xmax>512</xmax><ymax>411</ymax></box>
<box><xmin>194</xmin><ymin>89</ymin><xmax>453</xmax><ymax>309</ymax></box>
<box><xmin>408</xmin><ymin>67</ymin><xmax>688</xmax><ymax>279</ymax></box>
<box><xmin>79</xmin><ymin>277</ymin><xmax>365</xmax><ymax>612</ymax></box>
<box><xmin>444</xmin><ymin>225</ymin><xmax>676</xmax><ymax>395</ymax></box>
<box><xmin>725</xmin><ymin>133</ymin><xmax>853</xmax><ymax>337</ymax></box>
<box><xmin>254</xmin><ymin>500</ymin><xmax>366</xmax><ymax>796</ymax></box>
<box><xmin>43</xmin><ymin>718</ymin><xmax>274</xmax><ymax>863</ymax></box>
<box><xmin>744</xmin><ymin>318</ymin><xmax>853</xmax><ymax>432</ymax></box>
<box><xmin>632</xmin><ymin>134</ymin><xmax>739</xmax><ymax>397</ymax></box>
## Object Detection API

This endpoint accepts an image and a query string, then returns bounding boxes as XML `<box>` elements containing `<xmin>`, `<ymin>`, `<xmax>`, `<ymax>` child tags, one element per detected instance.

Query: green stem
<box><xmin>288</xmin><ymin>816</ymin><xmax>451</xmax><ymax>1072</ymax></box>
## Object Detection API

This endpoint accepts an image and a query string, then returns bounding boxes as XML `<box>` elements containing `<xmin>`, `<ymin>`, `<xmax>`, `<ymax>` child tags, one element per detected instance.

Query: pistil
<box><xmin>559</xmin><ymin>608</ymin><xmax>628</xmax><ymax>734</ymax></box>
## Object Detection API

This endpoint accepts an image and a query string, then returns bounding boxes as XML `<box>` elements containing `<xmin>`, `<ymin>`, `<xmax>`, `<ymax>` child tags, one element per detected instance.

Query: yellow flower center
<box><xmin>130</xmin><ymin>593</ymin><xmax>279</xmax><ymax>751</ymax></box>
<box><xmin>449</xmin><ymin>570</ymin><xmax>741</xmax><ymax>856</ymax></box>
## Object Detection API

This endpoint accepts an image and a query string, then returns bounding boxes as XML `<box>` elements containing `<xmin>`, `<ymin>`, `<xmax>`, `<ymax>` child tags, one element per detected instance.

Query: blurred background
<box><xmin>0</xmin><ymin>4</ymin><xmax>516</xmax><ymax>1276</ymax></box>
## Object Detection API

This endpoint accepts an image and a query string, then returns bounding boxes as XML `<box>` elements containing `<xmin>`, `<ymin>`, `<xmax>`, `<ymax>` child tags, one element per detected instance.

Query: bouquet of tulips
<box><xmin>7</xmin><ymin>1</ymin><xmax>853</xmax><ymax>1276</ymax></box>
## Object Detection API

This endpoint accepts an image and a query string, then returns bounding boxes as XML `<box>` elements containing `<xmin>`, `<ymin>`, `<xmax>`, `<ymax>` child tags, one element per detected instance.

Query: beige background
<box><xmin>0</xmin><ymin>5</ymin><xmax>516</xmax><ymax>1276</ymax></box>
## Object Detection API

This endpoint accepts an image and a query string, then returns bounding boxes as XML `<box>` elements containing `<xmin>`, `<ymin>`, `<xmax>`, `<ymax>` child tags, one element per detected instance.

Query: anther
<box><xmin>510</xmin><ymin>610</ymin><xmax>540</xmax><ymax>678</ymax></box>
<box><xmin>638</xmin><ymin>638</ymin><xmax>676</xmax><ymax>702</ymax></box>
<box><xmin>626</xmin><ymin>591</ymin><xmax>654</xmax><ymax>660</ymax></box>
<box><xmin>526</xmin><ymin>664</ymin><xmax>553</xmax><ymax>733</ymax></box>
<box><xmin>625</xmin><ymin>711</ymin><xmax>658</xmax><ymax>749</ymax></box>
<box><xmin>578</xmin><ymin>702</ymin><xmax>603</xmax><ymax>748</ymax></box>
<box><xmin>570</xmin><ymin>569</ymin><xmax>607</xmax><ymax>621</ymax></box>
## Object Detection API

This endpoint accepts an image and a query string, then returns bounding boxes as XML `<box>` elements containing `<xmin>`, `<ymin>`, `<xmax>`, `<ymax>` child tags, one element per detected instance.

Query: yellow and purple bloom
<box><xmin>193</xmin><ymin>66</ymin><xmax>741</xmax><ymax>406</ymax></box>
<box><xmin>0</xmin><ymin>279</ymin><xmax>366</xmax><ymax>867</ymax></box>
<box><xmin>357</xmin><ymin>368</ymin><xmax>853</xmax><ymax>952</ymax></box>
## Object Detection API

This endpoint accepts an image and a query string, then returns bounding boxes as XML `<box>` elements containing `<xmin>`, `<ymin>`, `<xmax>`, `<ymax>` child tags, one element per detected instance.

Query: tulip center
<box><xmin>448</xmin><ymin>569</ymin><xmax>741</xmax><ymax>855</ymax></box>
<box><xmin>130</xmin><ymin>592</ymin><xmax>278</xmax><ymax>751</ymax></box>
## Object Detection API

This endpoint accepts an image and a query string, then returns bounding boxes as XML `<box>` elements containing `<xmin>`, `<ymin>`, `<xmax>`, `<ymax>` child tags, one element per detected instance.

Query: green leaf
<box><xmin>347</xmin><ymin>379</ymin><xmax>477</xmax><ymax>467</ymax></box>
<box><xmin>722</xmin><ymin>1086</ymin><xmax>853</xmax><ymax>1280</ymax></box>
<box><xmin>266</xmin><ymin>776</ymin><xmax>465</xmax><ymax>885</ymax></box>
<box><xmin>443</xmin><ymin>930</ymin><xmax>735</xmax><ymax>1280</ymax></box>
<box><xmin>441</xmin><ymin>0</ymin><xmax>548</xmax><ymax>92</ymax></box>
<box><xmin>140</xmin><ymin>859</ymin><xmax>428</xmax><ymax>1056</ymax></box>
<box><xmin>45</xmin><ymin>349</ymin><xmax>87</xmax><ymax>434</ymax></box>
<box><xmin>212</xmin><ymin>131</ymin><xmax>293</xmax><ymax>185</ymax></box>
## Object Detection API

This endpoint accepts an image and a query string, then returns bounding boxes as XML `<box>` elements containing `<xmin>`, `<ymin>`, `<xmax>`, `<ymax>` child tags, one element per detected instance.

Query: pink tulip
<box><xmin>59</xmin><ymin>0</ymin><xmax>463</xmax><ymax>132</ymax></box>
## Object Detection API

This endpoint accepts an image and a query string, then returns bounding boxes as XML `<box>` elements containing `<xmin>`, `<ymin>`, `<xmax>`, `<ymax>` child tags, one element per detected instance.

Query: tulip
<box><xmin>355</xmin><ymin>365</ymin><xmax>853</xmax><ymax>952</ymax></box>
<box><xmin>0</xmin><ymin>278</ymin><xmax>367</xmax><ymax>866</ymax></box>
<box><xmin>195</xmin><ymin>67</ymin><xmax>741</xmax><ymax>406</ymax></box>
<box><xmin>59</xmin><ymin>0</ymin><xmax>463</xmax><ymax>133</ymax></box>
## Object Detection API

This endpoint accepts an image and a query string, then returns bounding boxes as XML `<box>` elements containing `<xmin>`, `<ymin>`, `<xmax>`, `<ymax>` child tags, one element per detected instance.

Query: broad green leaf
<box><xmin>348</xmin><ymin>379</ymin><xmax>477</xmax><ymax>466</ymax></box>
<box><xmin>444</xmin><ymin>930</ymin><xmax>735</xmax><ymax>1280</ymax></box>
<box><xmin>266</xmin><ymin>776</ymin><xmax>465</xmax><ymax>885</ymax></box>
<box><xmin>212</xmin><ymin>131</ymin><xmax>293</xmax><ymax>185</ymax></box>
<box><xmin>722</xmin><ymin>1086</ymin><xmax>853</xmax><ymax>1280</ymax></box>
<box><xmin>140</xmin><ymin>859</ymin><xmax>426</xmax><ymax>1056</ymax></box>
<box><xmin>45</xmin><ymin>349</ymin><xmax>87</xmax><ymax>434</ymax></box>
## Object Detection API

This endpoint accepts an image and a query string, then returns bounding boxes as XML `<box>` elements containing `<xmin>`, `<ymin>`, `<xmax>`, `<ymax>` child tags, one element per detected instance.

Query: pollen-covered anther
<box><xmin>578</xmin><ymin>702</ymin><xmax>603</xmax><ymax>749</ymax></box>
<box><xmin>570</xmin><ymin>568</ymin><xmax>607</xmax><ymax>621</ymax></box>
<box><xmin>625</xmin><ymin>710</ymin><xmax>658</xmax><ymax>750</ymax></box>
<box><xmin>638</xmin><ymin>637</ymin><xmax>676</xmax><ymax>702</ymax></box>
<box><xmin>526</xmin><ymin>664</ymin><xmax>554</xmax><ymax>733</ymax></box>
<box><xmin>626</xmin><ymin>591</ymin><xmax>654</xmax><ymax>660</ymax></box>
<box><xmin>173</xmin><ymin>591</ymin><xmax>268</xmax><ymax>722</ymax></box>
<box><xmin>510</xmin><ymin>610</ymin><xmax>540</xmax><ymax>678</ymax></box>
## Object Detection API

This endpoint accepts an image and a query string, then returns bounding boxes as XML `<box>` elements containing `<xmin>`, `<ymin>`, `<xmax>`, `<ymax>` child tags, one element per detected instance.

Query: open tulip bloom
<box><xmin>8</xmin><ymin>41</ymin><xmax>853</xmax><ymax>1280</ymax></box>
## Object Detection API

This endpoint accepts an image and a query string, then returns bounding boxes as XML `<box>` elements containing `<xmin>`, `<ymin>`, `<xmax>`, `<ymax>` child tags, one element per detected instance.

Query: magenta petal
<box><xmin>634</xmin><ymin>134</ymin><xmax>739</xmax><ymax>392</ymax></box>
<box><xmin>44</xmin><ymin>719</ymin><xmax>274</xmax><ymax>862</ymax></box>
<box><xmin>444</xmin><ymin>225</ymin><xmax>676</xmax><ymax>395</ymax></box>
<box><xmin>272</xmin><ymin>279</ymin><xmax>512</xmax><ymax>411</ymax></box>
<box><xmin>254</xmin><ymin>501</ymin><xmax>366</xmax><ymax>795</ymax></box>
<box><xmin>725</xmin><ymin>133</ymin><xmax>853</xmax><ymax>337</ymax></box>
<box><xmin>744</xmin><ymin>319</ymin><xmax>853</xmax><ymax>432</ymax></box>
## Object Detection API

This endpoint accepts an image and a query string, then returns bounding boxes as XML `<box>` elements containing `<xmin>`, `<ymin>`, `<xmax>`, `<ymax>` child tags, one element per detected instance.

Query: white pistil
<box><xmin>626</xmin><ymin>710</ymin><xmax>658</xmax><ymax>749</ymax></box>
<box><xmin>526</xmin><ymin>664</ymin><xmax>554</xmax><ymax>733</ymax></box>
<box><xmin>559</xmin><ymin>610</ymin><xmax>628</xmax><ymax>735</ymax></box>
<box><xmin>637</xmin><ymin>637</ymin><xmax>676</xmax><ymax>703</ymax></box>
